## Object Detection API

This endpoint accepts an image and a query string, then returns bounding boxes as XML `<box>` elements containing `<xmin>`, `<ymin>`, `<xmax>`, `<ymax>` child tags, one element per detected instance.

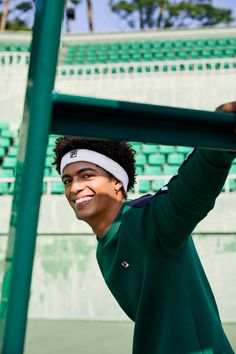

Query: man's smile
<box><xmin>74</xmin><ymin>195</ymin><xmax>95</xmax><ymax>207</ymax></box>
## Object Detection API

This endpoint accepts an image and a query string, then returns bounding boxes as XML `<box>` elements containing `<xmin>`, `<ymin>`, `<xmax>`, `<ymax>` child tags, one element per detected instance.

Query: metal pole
<box><xmin>51</xmin><ymin>93</ymin><xmax>236</xmax><ymax>150</ymax></box>
<box><xmin>1</xmin><ymin>1</ymin><xmax>65</xmax><ymax>353</ymax></box>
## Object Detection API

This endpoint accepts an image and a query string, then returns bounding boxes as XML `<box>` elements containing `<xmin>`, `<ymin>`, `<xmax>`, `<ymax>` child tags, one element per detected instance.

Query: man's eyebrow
<box><xmin>62</xmin><ymin>167</ymin><xmax>97</xmax><ymax>180</ymax></box>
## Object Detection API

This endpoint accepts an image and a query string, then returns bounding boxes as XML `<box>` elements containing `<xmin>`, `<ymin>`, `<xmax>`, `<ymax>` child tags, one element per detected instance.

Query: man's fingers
<box><xmin>215</xmin><ymin>101</ymin><xmax>236</xmax><ymax>113</ymax></box>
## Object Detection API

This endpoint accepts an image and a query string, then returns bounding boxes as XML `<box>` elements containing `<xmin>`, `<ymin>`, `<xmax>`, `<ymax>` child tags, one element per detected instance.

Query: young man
<box><xmin>53</xmin><ymin>102</ymin><xmax>236</xmax><ymax>354</ymax></box>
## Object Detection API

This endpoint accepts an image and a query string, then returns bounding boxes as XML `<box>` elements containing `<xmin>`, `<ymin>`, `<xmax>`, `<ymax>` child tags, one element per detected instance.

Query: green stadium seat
<box><xmin>225</xmin><ymin>49</ymin><xmax>235</xmax><ymax>57</ymax></box>
<box><xmin>46</xmin><ymin>146</ymin><xmax>55</xmax><ymax>156</ymax></box>
<box><xmin>163</xmin><ymin>41</ymin><xmax>173</xmax><ymax>49</ymax></box>
<box><xmin>0</xmin><ymin>137</ymin><xmax>11</xmax><ymax>149</ymax></box>
<box><xmin>159</xmin><ymin>145</ymin><xmax>175</xmax><ymax>154</ymax></box>
<box><xmin>213</xmin><ymin>49</ymin><xmax>224</xmax><ymax>58</ymax></box>
<box><xmin>0</xmin><ymin>122</ymin><xmax>9</xmax><ymax>131</ymax></box>
<box><xmin>148</xmin><ymin>154</ymin><xmax>165</xmax><ymax>166</ymax></box>
<box><xmin>1</xmin><ymin>129</ymin><xmax>15</xmax><ymax>139</ymax></box>
<box><xmin>142</xmin><ymin>144</ymin><xmax>158</xmax><ymax>155</ymax></box>
<box><xmin>44</xmin><ymin>168</ymin><xmax>51</xmax><ymax>177</ymax></box>
<box><xmin>131</xmin><ymin>53</ymin><xmax>141</xmax><ymax>62</ymax></box>
<box><xmin>174</xmin><ymin>40</ymin><xmax>185</xmax><ymax>48</ymax></box>
<box><xmin>0</xmin><ymin>168</ymin><xmax>14</xmax><ymax>177</ymax></box>
<box><xmin>130</xmin><ymin>42</ymin><xmax>140</xmax><ymax>50</ymax></box>
<box><xmin>153</xmin><ymin>42</ymin><xmax>162</xmax><ymax>50</ymax></box>
<box><xmin>229</xmin><ymin>165</ymin><xmax>236</xmax><ymax>174</ymax></box>
<box><xmin>154</xmin><ymin>53</ymin><xmax>164</xmax><ymax>61</ymax></box>
<box><xmin>0</xmin><ymin>183</ymin><xmax>9</xmax><ymax>195</ymax></box>
<box><xmin>166</xmin><ymin>52</ymin><xmax>176</xmax><ymax>61</ymax></box>
<box><xmin>185</xmin><ymin>40</ymin><xmax>194</xmax><ymax>48</ymax></box>
<box><xmin>218</xmin><ymin>38</ymin><xmax>229</xmax><ymax>46</ymax></box>
<box><xmin>45</xmin><ymin>156</ymin><xmax>54</xmax><ymax>168</ymax></box>
<box><xmin>229</xmin><ymin>38</ymin><xmax>236</xmax><ymax>45</ymax></box>
<box><xmin>143</xmin><ymin>166</ymin><xmax>162</xmax><ymax>175</ymax></box>
<box><xmin>2</xmin><ymin>157</ymin><xmax>17</xmax><ymax>169</ymax></box>
<box><xmin>51</xmin><ymin>181</ymin><xmax>64</xmax><ymax>194</ymax></box>
<box><xmin>178</xmin><ymin>52</ymin><xmax>188</xmax><ymax>60</ymax></box>
<box><xmin>167</xmin><ymin>153</ymin><xmax>185</xmax><ymax>166</ymax></box>
<box><xmin>138</xmin><ymin>180</ymin><xmax>151</xmax><ymax>193</ymax></box>
<box><xmin>152</xmin><ymin>180</ymin><xmax>165</xmax><ymax>192</ymax></box>
<box><xmin>176</xmin><ymin>146</ymin><xmax>192</xmax><ymax>154</ymax></box>
<box><xmin>135</xmin><ymin>154</ymin><xmax>147</xmax><ymax>166</ymax></box>
<box><xmin>64</xmin><ymin>57</ymin><xmax>74</xmax><ymax>65</ymax></box>
<box><xmin>189</xmin><ymin>51</ymin><xmax>200</xmax><ymax>59</ymax></box>
<box><xmin>222</xmin><ymin>179</ymin><xmax>235</xmax><ymax>192</ymax></box>
<box><xmin>8</xmin><ymin>146</ymin><xmax>18</xmax><ymax>157</ymax></box>
<box><xmin>135</xmin><ymin>166</ymin><xmax>143</xmax><ymax>175</ymax></box>
<box><xmin>0</xmin><ymin>147</ymin><xmax>5</xmax><ymax>158</ymax></box>
<box><xmin>48</xmin><ymin>135</ymin><xmax>59</xmax><ymax>146</ymax></box>
<box><xmin>162</xmin><ymin>165</ymin><xmax>179</xmax><ymax>176</ymax></box>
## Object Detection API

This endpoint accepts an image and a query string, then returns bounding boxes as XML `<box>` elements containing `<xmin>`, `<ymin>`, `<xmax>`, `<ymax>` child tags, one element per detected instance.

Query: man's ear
<box><xmin>114</xmin><ymin>179</ymin><xmax>123</xmax><ymax>192</ymax></box>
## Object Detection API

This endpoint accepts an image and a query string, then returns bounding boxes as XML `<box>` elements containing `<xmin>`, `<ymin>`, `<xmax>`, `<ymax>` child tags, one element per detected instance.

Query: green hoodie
<box><xmin>97</xmin><ymin>149</ymin><xmax>235</xmax><ymax>354</ymax></box>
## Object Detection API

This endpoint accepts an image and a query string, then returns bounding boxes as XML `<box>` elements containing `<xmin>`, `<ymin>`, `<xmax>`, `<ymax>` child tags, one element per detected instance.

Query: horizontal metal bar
<box><xmin>51</xmin><ymin>93</ymin><xmax>236</xmax><ymax>150</ymax></box>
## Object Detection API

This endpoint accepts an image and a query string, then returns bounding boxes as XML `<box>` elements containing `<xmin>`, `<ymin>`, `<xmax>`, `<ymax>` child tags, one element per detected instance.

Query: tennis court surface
<box><xmin>25</xmin><ymin>320</ymin><xmax>236</xmax><ymax>354</ymax></box>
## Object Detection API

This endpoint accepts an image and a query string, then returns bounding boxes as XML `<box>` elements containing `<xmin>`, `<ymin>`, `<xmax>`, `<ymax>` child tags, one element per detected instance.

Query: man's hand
<box><xmin>215</xmin><ymin>102</ymin><xmax>236</xmax><ymax>134</ymax></box>
<box><xmin>215</xmin><ymin>101</ymin><xmax>236</xmax><ymax>113</ymax></box>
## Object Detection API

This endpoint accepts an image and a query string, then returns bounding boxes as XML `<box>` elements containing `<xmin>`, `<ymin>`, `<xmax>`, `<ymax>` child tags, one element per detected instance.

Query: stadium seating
<box><xmin>0</xmin><ymin>43</ymin><xmax>30</xmax><ymax>52</ymax></box>
<box><xmin>1</xmin><ymin>35</ymin><xmax>236</xmax><ymax>77</ymax></box>
<box><xmin>61</xmin><ymin>36</ymin><xmax>236</xmax><ymax>66</ymax></box>
<box><xmin>0</xmin><ymin>125</ymin><xmax>235</xmax><ymax>195</ymax></box>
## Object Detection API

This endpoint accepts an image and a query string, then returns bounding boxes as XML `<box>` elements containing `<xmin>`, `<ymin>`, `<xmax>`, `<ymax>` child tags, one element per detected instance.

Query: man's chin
<box><xmin>75</xmin><ymin>212</ymin><xmax>90</xmax><ymax>222</ymax></box>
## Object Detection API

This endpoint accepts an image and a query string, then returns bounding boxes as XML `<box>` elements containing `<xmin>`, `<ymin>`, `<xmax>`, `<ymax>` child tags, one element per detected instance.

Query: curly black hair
<box><xmin>53</xmin><ymin>136</ymin><xmax>136</xmax><ymax>192</ymax></box>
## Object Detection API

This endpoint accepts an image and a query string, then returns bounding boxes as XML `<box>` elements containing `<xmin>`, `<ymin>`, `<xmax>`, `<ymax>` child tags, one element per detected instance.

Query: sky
<box><xmin>65</xmin><ymin>0</ymin><xmax>236</xmax><ymax>34</ymax></box>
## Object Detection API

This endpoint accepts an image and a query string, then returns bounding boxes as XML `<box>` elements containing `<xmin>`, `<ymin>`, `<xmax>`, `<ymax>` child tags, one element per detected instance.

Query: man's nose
<box><xmin>70</xmin><ymin>178</ymin><xmax>86</xmax><ymax>193</ymax></box>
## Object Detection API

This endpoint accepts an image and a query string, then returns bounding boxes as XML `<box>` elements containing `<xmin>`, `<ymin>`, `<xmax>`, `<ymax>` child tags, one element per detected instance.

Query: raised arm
<box><xmin>150</xmin><ymin>102</ymin><xmax>236</xmax><ymax>255</ymax></box>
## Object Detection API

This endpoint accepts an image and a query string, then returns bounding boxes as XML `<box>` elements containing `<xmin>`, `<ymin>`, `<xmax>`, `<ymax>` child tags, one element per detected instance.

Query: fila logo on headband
<box><xmin>70</xmin><ymin>151</ymin><xmax>78</xmax><ymax>158</ymax></box>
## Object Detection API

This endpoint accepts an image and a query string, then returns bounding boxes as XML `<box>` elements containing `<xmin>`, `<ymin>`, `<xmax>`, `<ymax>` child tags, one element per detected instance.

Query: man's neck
<box><xmin>92</xmin><ymin>199</ymin><xmax>125</xmax><ymax>238</ymax></box>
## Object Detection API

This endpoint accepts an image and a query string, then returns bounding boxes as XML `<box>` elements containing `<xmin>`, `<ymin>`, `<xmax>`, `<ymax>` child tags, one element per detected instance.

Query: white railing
<box><xmin>0</xmin><ymin>52</ymin><xmax>30</xmax><ymax>66</ymax></box>
<box><xmin>1</xmin><ymin>174</ymin><xmax>236</xmax><ymax>195</ymax></box>
<box><xmin>56</xmin><ymin>58</ymin><xmax>236</xmax><ymax>80</ymax></box>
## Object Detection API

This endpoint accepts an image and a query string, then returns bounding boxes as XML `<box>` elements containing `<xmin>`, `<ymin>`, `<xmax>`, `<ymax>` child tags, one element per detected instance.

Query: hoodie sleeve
<box><xmin>150</xmin><ymin>148</ymin><xmax>236</xmax><ymax>255</ymax></box>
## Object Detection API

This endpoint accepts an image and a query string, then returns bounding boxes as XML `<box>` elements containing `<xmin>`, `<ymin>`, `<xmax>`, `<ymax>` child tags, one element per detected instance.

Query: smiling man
<box><xmin>53</xmin><ymin>102</ymin><xmax>236</xmax><ymax>354</ymax></box>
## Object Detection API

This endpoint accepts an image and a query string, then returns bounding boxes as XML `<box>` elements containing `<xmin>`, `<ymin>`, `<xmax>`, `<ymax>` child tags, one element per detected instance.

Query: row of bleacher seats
<box><xmin>1</xmin><ymin>36</ymin><xmax>236</xmax><ymax>66</ymax></box>
<box><xmin>63</xmin><ymin>37</ymin><xmax>236</xmax><ymax>65</ymax></box>
<box><xmin>0</xmin><ymin>43</ymin><xmax>30</xmax><ymax>52</ymax></box>
<box><xmin>0</xmin><ymin>122</ymin><xmax>236</xmax><ymax>194</ymax></box>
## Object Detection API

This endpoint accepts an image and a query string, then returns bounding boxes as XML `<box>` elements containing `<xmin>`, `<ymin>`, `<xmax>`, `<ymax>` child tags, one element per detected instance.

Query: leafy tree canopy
<box><xmin>0</xmin><ymin>0</ymin><xmax>82</xmax><ymax>31</ymax></box>
<box><xmin>109</xmin><ymin>0</ymin><xmax>234</xmax><ymax>29</ymax></box>
<box><xmin>0</xmin><ymin>0</ymin><xmax>35</xmax><ymax>30</ymax></box>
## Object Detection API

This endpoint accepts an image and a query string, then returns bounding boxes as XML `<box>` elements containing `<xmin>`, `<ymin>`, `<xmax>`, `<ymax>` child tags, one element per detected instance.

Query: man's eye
<box><xmin>83</xmin><ymin>174</ymin><xmax>93</xmax><ymax>178</ymax></box>
<box><xmin>63</xmin><ymin>179</ymin><xmax>71</xmax><ymax>186</ymax></box>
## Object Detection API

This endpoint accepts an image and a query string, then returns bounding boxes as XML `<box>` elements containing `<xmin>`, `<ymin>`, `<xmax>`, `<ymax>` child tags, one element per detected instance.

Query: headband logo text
<box><xmin>70</xmin><ymin>151</ymin><xmax>77</xmax><ymax>158</ymax></box>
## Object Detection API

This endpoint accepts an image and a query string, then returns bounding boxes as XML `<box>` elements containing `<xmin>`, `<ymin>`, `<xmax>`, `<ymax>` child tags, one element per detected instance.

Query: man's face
<box><xmin>62</xmin><ymin>161</ymin><xmax>120</xmax><ymax>226</ymax></box>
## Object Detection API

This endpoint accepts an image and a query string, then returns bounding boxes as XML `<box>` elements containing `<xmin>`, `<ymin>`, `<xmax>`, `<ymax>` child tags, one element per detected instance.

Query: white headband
<box><xmin>60</xmin><ymin>149</ymin><xmax>129</xmax><ymax>192</ymax></box>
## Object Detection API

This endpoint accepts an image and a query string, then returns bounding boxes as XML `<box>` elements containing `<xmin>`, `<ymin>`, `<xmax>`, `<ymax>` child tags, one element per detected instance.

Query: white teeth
<box><xmin>75</xmin><ymin>196</ymin><xmax>93</xmax><ymax>205</ymax></box>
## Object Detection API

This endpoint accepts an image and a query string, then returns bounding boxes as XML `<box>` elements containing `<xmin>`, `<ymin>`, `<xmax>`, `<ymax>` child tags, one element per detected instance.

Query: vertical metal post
<box><xmin>0</xmin><ymin>1</ymin><xmax>65</xmax><ymax>353</ymax></box>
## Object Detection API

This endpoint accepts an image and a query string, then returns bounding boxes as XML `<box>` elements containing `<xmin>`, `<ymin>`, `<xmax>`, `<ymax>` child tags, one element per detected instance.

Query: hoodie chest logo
<box><xmin>121</xmin><ymin>261</ymin><xmax>129</xmax><ymax>269</ymax></box>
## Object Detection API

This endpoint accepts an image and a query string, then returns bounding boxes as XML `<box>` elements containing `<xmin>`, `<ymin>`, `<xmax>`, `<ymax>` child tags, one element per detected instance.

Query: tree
<box><xmin>0</xmin><ymin>0</ymin><xmax>9</xmax><ymax>31</ymax></box>
<box><xmin>109</xmin><ymin>0</ymin><xmax>234</xmax><ymax>30</ymax></box>
<box><xmin>0</xmin><ymin>0</ymin><xmax>34</xmax><ymax>31</ymax></box>
<box><xmin>0</xmin><ymin>0</ymin><xmax>94</xmax><ymax>32</ymax></box>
